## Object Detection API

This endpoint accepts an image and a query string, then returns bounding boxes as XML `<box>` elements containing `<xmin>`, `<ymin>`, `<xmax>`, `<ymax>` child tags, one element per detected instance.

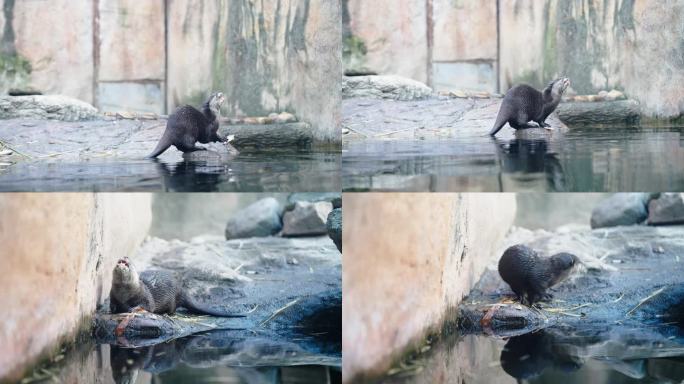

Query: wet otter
<box><xmin>489</xmin><ymin>78</ymin><xmax>570</xmax><ymax>136</ymax></box>
<box><xmin>110</xmin><ymin>257</ymin><xmax>247</xmax><ymax>317</ymax></box>
<box><xmin>498</xmin><ymin>244</ymin><xmax>578</xmax><ymax>306</ymax></box>
<box><xmin>148</xmin><ymin>92</ymin><xmax>227</xmax><ymax>158</ymax></box>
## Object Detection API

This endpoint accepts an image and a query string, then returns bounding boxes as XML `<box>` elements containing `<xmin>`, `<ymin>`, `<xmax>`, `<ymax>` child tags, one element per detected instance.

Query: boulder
<box><xmin>327</xmin><ymin>208</ymin><xmax>342</xmax><ymax>252</ymax></box>
<box><xmin>648</xmin><ymin>193</ymin><xmax>684</xmax><ymax>225</ymax></box>
<box><xmin>0</xmin><ymin>95</ymin><xmax>98</xmax><ymax>121</ymax></box>
<box><xmin>590</xmin><ymin>193</ymin><xmax>651</xmax><ymax>229</ymax></box>
<box><xmin>225</xmin><ymin>198</ymin><xmax>283</xmax><ymax>240</ymax></box>
<box><xmin>282</xmin><ymin>201</ymin><xmax>333</xmax><ymax>237</ymax></box>
<box><xmin>342</xmin><ymin>75</ymin><xmax>432</xmax><ymax>101</ymax></box>
<box><xmin>287</xmin><ymin>193</ymin><xmax>342</xmax><ymax>210</ymax></box>
<box><xmin>556</xmin><ymin>100</ymin><xmax>640</xmax><ymax>126</ymax></box>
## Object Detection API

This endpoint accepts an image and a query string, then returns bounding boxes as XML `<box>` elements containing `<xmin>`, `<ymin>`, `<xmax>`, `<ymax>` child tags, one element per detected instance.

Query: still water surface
<box><xmin>0</xmin><ymin>151</ymin><xmax>340</xmax><ymax>192</ymax></box>
<box><xmin>343</xmin><ymin>126</ymin><xmax>684</xmax><ymax>192</ymax></box>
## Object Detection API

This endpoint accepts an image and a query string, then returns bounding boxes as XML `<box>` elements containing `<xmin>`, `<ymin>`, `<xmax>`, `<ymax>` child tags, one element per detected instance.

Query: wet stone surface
<box><xmin>342</xmin><ymin>97</ymin><xmax>684</xmax><ymax>192</ymax></box>
<box><xmin>87</xmin><ymin>235</ymin><xmax>340</xmax><ymax>382</ymax></box>
<box><xmin>377</xmin><ymin>225</ymin><xmax>684</xmax><ymax>383</ymax></box>
<box><xmin>0</xmin><ymin>118</ymin><xmax>340</xmax><ymax>192</ymax></box>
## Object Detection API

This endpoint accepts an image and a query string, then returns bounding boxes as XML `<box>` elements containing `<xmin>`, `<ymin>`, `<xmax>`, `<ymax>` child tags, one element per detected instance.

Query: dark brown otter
<box><xmin>489</xmin><ymin>78</ymin><xmax>570</xmax><ymax>136</ymax></box>
<box><xmin>498</xmin><ymin>244</ymin><xmax>578</xmax><ymax>306</ymax></box>
<box><xmin>148</xmin><ymin>92</ymin><xmax>227</xmax><ymax>158</ymax></box>
<box><xmin>109</xmin><ymin>257</ymin><xmax>247</xmax><ymax>317</ymax></box>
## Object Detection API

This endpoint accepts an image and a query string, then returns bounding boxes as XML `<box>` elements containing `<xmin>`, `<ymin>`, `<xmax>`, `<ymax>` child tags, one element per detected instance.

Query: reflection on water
<box><xmin>0</xmin><ymin>151</ymin><xmax>340</xmax><ymax>192</ymax></box>
<box><xmin>342</xmin><ymin>126</ymin><xmax>684</xmax><ymax>192</ymax></box>
<box><xmin>22</xmin><ymin>335</ymin><xmax>341</xmax><ymax>384</ymax></box>
<box><xmin>378</xmin><ymin>329</ymin><xmax>684</xmax><ymax>384</ymax></box>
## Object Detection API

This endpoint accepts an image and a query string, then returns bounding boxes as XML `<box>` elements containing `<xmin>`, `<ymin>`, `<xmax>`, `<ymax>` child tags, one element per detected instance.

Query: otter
<box><xmin>498</xmin><ymin>244</ymin><xmax>578</xmax><ymax>306</ymax></box>
<box><xmin>489</xmin><ymin>78</ymin><xmax>570</xmax><ymax>136</ymax></box>
<box><xmin>147</xmin><ymin>92</ymin><xmax>228</xmax><ymax>158</ymax></box>
<box><xmin>109</xmin><ymin>257</ymin><xmax>248</xmax><ymax>317</ymax></box>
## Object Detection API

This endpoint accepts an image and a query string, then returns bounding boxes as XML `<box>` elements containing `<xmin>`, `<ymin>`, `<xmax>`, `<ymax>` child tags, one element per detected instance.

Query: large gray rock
<box><xmin>225</xmin><ymin>198</ymin><xmax>283</xmax><ymax>240</ymax></box>
<box><xmin>648</xmin><ymin>193</ymin><xmax>684</xmax><ymax>226</ymax></box>
<box><xmin>327</xmin><ymin>208</ymin><xmax>342</xmax><ymax>252</ymax></box>
<box><xmin>556</xmin><ymin>100</ymin><xmax>641</xmax><ymax>126</ymax></box>
<box><xmin>282</xmin><ymin>201</ymin><xmax>333</xmax><ymax>237</ymax></box>
<box><xmin>0</xmin><ymin>95</ymin><xmax>98</xmax><ymax>121</ymax></box>
<box><xmin>590</xmin><ymin>193</ymin><xmax>651</xmax><ymax>229</ymax></box>
<box><xmin>343</xmin><ymin>75</ymin><xmax>432</xmax><ymax>101</ymax></box>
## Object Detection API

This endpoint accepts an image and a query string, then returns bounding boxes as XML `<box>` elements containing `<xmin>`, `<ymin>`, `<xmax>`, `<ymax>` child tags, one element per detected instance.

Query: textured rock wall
<box><xmin>342</xmin><ymin>193</ymin><xmax>516</xmax><ymax>381</ymax></box>
<box><xmin>0</xmin><ymin>193</ymin><xmax>151</xmax><ymax>381</ymax></box>
<box><xmin>345</xmin><ymin>0</ymin><xmax>683</xmax><ymax>117</ymax></box>
<box><xmin>1</xmin><ymin>0</ymin><xmax>341</xmax><ymax>142</ymax></box>
<box><xmin>344</xmin><ymin>0</ymin><xmax>428</xmax><ymax>83</ymax></box>
<box><xmin>1</xmin><ymin>0</ymin><xmax>94</xmax><ymax>101</ymax></box>
<box><xmin>499</xmin><ymin>0</ymin><xmax>684</xmax><ymax>118</ymax></box>
<box><xmin>167</xmin><ymin>0</ymin><xmax>342</xmax><ymax>143</ymax></box>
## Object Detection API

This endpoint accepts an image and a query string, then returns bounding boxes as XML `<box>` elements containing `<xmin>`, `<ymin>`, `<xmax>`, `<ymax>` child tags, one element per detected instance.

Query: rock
<box><xmin>282</xmin><ymin>201</ymin><xmax>333</xmax><ymax>237</ymax></box>
<box><xmin>605</xmin><ymin>90</ymin><xmax>626</xmax><ymax>101</ymax></box>
<box><xmin>286</xmin><ymin>193</ymin><xmax>342</xmax><ymax>211</ymax></box>
<box><xmin>221</xmin><ymin>122</ymin><xmax>314</xmax><ymax>149</ymax></box>
<box><xmin>590</xmin><ymin>193</ymin><xmax>651</xmax><ymax>229</ymax></box>
<box><xmin>181</xmin><ymin>142</ymin><xmax>239</xmax><ymax>161</ymax></box>
<box><xmin>343</xmin><ymin>75</ymin><xmax>433</xmax><ymax>101</ymax></box>
<box><xmin>647</xmin><ymin>193</ymin><xmax>684</xmax><ymax>225</ymax></box>
<box><xmin>0</xmin><ymin>95</ymin><xmax>99</xmax><ymax>121</ymax></box>
<box><xmin>327</xmin><ymin>208</ymin><xmax>342</xmax><ymax>252</ymax></box>
<box><xmin>556</xmin><ymin>100</ymin><xmax>641</xmax><ymax>126</ymax></box>
<box><xmin>276</xmin><ymin>112</ymin><xmax>297</xmax><ymax>123</ymax></box>
<box><xmin>225</xmin><ymin>197</ymin><xmax>284</xmax><ymax>240</ymax></box>
<box><xmin>450</xmin><ymin>90</ymin><xmax>468</xmax><ymax>98</ymax></box>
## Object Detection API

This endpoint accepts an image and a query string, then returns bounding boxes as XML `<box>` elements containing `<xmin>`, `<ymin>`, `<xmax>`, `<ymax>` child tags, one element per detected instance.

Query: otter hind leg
<box><xmin>177</xmin><ymin>135</ymin><xmax>207</xmax><ymax>153</ymax></box>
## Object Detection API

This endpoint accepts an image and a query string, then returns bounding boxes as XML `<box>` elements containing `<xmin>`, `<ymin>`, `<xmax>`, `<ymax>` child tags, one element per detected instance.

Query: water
<box><xmin>22</xmin><ymin>338</ymin><xmax>341</xmax><ymax>384</ymax></box>
<box><xmin>377</xmin><ymin>331</ymin><xmax>684</xmax><ymax>384</ymax></box>
<box><xmin>342</xmin><ymin>126</ymin><xmax>684</xmax><ymax>192</ymax></box>
<box><xmin>0</xmin><ymin>151</ymin><xmax>340</xmax><ymax>192</ymax></box>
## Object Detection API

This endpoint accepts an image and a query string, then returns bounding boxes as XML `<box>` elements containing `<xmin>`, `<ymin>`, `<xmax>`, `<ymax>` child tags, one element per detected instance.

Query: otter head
<box><xmin>207</xmin><ymin>92</ymin><xmax>225</xmax><ymax>115</ymax></box>
<box><xmin>548</xmin><ymin>77</ymin><xmax>570</xmax><ymax>97</ymax></box>
<box><xmin>112</xmin><ymin>257</ymin><xmax>139</xmax><ymax>287</ymax></box>
<box><xmin>547</xmin><ymin>252</ymin><xmax>579</xmax><ymax>287</ymax></box>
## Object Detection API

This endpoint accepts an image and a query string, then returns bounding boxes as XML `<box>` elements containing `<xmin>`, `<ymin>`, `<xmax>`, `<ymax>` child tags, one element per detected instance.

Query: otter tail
<box><xmin>180</xmin><ymin>293</ymin><xmax>252</xmax><ymax>317</ymax></box>
<box><xmin>489</xmin><ymin>104</ymin><xmax>509</xmax><ymax>136</ymax></box>
<box><xmin>147</xmin><ymin>127</ymin><xmax>173</xmax><ymax>158</ymax></box>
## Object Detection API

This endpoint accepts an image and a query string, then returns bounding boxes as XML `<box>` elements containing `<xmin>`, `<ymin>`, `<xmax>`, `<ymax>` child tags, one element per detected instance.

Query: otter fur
<box><xmin>489</xmin><ymin>78</ymin><xmax>570</xmax><ymax>136</ymax></box>
<box><xmin>498</xmin><ymin>244</ymin><xmax>578</xmax><ymax>306</ymax></box>
<box><xmin>148</xmin><ymin>92</ymin><xmax>227</xmax><ymax>158</ymax></box>
<box><xmin>109</xmin><ymin>257</ymin><xmax>247</xmax><ymax>317</ymax></box>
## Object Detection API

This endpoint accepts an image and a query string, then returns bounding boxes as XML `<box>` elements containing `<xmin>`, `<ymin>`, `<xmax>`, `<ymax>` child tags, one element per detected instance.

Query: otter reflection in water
<box><xmin>500</xmin><ymin>331</ymin><xmax>583</xmax><ymax>381</ymax></box>
<box><xmin>492</xmin><ymin>138</ymin><xmax>566</xmax><ymax>191</ymax></box>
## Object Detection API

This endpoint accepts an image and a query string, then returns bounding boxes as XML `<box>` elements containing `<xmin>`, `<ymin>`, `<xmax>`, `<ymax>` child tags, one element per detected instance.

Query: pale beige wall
<box><xmin>10</xmin><ymin>0</ymin><xmax>94</xmax><ymax>101</ymax></box>
<box><xmin>0</xmin><ymin>193</ymin><xmax>151</xmax><ymax>381</ymax></box>
<box><xmin>346</xmin><ymin>0</ymin><xmax>428</xmax><ymax>83</ymax></box>
<box><xmin>342</xmin><ymin>193</ymin><xmax>516</xmax><ymax>381</ymax></box>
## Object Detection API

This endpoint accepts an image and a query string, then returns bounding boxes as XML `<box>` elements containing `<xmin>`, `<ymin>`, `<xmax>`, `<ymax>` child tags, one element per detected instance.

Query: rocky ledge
<box><xmin>94</xmin><ymin>235</ymin><xmax>341</xmax><ymax>366</ymax></box>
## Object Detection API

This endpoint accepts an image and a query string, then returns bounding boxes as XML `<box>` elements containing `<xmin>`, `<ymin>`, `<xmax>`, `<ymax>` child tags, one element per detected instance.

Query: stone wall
<box><xmin>0</xmin><ymin>0</ymin><xmax>341</xmax><ymax>142</ymax></box>
<box><xmin>0</xmin><ymin>193</ymin><xmax>151</xmax><ymax>381</ymax></box>
<box><xmin>167</xmin><ymin>0</ymin><xmax>342</xmax><ymax>143</ymax></box>
<box><xmin>342</xmin><ymin>193</ymin><xmax>516</xmax><ymax>381</ymax></box>
<box><xmin>499</xmin><ymin>0</ymin><xmax>684</xmax><ymax>118</ymax></box>
<box><xmin>344</xmin><ymin>0</ymin><xmax>684</xmax><ymax>117</ymax></box>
